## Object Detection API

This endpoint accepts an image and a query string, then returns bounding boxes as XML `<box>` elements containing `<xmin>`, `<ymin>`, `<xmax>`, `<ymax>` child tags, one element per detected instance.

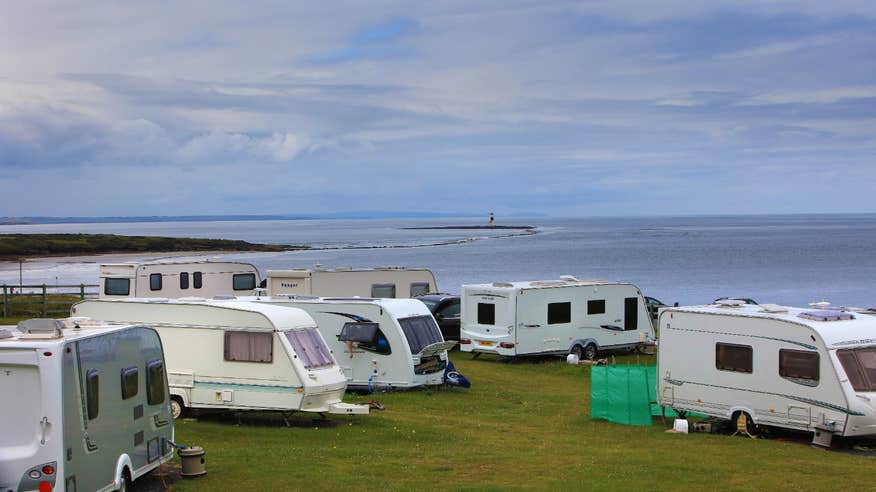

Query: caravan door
<box><xmin>516</xmin><ymin>288</ymin><xmax>570</xmax><ymax>355</ymax></box>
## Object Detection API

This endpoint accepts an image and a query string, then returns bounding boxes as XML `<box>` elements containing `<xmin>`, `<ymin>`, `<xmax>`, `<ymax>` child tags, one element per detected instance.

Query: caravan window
<box><xmin>193</xmin><ymin>272</ymin><xmax>203</xmax><ymax>289</ymax></box>
<box><xmin>548</xmin><ymin>302</ymin><xmax>572</xmax><ymax>324</ymax></box>
<box><xmin>121</xmin><ymin>366</ymin><xmax>139</xmax><ymax>400</ymax></box>
<box><xmin>233</xmin><ymin>273</ymin><xmax>256</xmax><ymax>291</ymax></box>
<box><xmin>716</xmin><ymin>343</ymin><xmax>753</xmax><ymax>373</ymax></box>
<box><xmin>180</xmin><ymin>272</ymin><xmax>189</xmax><ymax>290</ymax></box>
<box><xmin>104</xmin><ymin>278</ymin><xmax>130</xmax><ymax>296</ymax></box>
<box><xmin>146</xmin><ymin>360</ymin><xmax>166</xmax><ymax>405</ymax></box>
<box><xmin>285</xmin><ymin>328</ymin><xmax>334</xmax><ymax>369</ymax></box>
<box><xmin>410</xmin><ymin>282</ymin><xmax>431</xmax><ymax>297</ymax></box>
<box><xmin>478</xmin><ymin>303</ymin><xmax>496</xmax><ymax>325</ymax></box>
<box><xmin>86</xmin><ymin>369</ymin><xmax>99</xmax><ymax>420</ymax></box>
<box><xmin>837</xmin><ymin>348</ymin><xmax>876</xmax><ymax>391</ymax></box>
<box><xmin>150</xmin><ymin>273</ymin><xmax>162</xmax><ymax>291</ymax></box>
<box><xmin>224</xmin><ymin>331</ymin><xmax>273</xmax><ymax>363</ymax></box>
<box><xmin>371</xmin><ymin>283</ymin><xmax>397</xmax><ymax>298</ymax></box>
<box><xmin>587</xmin><ymin>300</ymin><xmax>606</xmax><ymax>315</ymax></box>
<box><xmin>337</xmin><ymin>322</ymin><xmax>391</xmax><ymax>355</ymax></box>
<box><xmin>398</xmin><ymin>315</ymin><xmax>444</xmax><ymax>354</ymax></box>
<box><xmin>779</xmin><ymin>349</ymin><xmax>819</xmax><ymax>385</ymax></box>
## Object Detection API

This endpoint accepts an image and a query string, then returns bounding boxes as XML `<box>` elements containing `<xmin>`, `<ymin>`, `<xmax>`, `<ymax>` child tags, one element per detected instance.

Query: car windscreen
<box><xmin>398</xmin><ymin>315</ymin><xmax>444</xmax><ymax>354</ymax></box>
<box><xmin>284</xmin><ymin>328</ymin><xmax>334</xmax><ymax>369</ymax></box>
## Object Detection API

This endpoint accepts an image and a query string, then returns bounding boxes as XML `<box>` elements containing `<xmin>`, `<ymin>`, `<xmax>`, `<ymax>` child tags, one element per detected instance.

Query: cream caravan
<box><xmin>99</xmin><ymin>261</ymin><xmax>260</xmax><ymax>299</ymax></box>
<box><xmin>266</xmin><ymin>267</ymin><xmax>437</xmax><ymax>298</ymax></box>
<box><xmin>460</xmin><ymin>277</ymin><xmax>654</xmax><ymax>358</ymax></box>
<box><xmin>658</xmin><ymin>302</ymin><xmax>876</xmax><ymax>443</ymax></box>
<box><xmin>0</xmin><ymin>318</ymin><xmax>173</xmax><ymax>492</ymax></box>
<box><xmin>255</xmin><ymin>296</ymin><xmax>456</xmax><ymax>390</ymax></box>
<box><xmin>72</xmin><ymin>299</ymin><xmax>368</xmax><ymax>418</ymax></box>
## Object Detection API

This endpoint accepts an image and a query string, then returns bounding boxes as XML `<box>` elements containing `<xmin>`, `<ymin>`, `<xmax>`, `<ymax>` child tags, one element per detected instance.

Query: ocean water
<box><xmin>1</xmin><ymin>214</ymin><xmax>875</xmax><ymax>308</ymax></box>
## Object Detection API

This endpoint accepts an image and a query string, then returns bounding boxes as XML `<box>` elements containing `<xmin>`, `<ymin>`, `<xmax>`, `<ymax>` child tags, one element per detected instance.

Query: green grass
<box><xmin>168</xmin><ymin>353</ymin><xmax>873</xmax><ymax>491</ymax></box>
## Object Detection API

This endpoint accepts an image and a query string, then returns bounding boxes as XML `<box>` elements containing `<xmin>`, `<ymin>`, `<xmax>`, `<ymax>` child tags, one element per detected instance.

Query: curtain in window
<box><xmin>224</xmin><ymin>331</ymin><xmax>273</xmax><ymax>363</ymax></box>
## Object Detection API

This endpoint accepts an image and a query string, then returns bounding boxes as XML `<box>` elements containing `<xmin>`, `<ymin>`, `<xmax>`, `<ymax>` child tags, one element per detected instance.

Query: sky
<box><xmin>0</xmin><ymin>1</ymin><xmax>874</xmax><ymax>217</ymax></box>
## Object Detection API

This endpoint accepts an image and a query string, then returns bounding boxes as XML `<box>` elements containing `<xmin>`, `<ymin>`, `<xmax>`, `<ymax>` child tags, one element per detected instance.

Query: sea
<box><xmin>1</xmin><ymin>214</ymin><xmax>875</xmax><ymax>308</ymax></box>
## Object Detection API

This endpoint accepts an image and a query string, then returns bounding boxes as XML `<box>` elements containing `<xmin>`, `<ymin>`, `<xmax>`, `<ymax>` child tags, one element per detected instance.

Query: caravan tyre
<box><xmin>571</xmin><ymin>345</ymin><xmax>585</xmax><ymax>360</ymax></box>
<box><xmin>583</xmin><ymin>344</ymin><xmax>597</xmax><ymax>360</ymax></box>
<box><xmin>117</xmin><ymin>469</ymin><xmax>132</xmax><ymax>492</ymax></box>
<box><xmin>170</xmin><ymin>397</ymin><xmax>185</xmax><ymax>420</ymax></box>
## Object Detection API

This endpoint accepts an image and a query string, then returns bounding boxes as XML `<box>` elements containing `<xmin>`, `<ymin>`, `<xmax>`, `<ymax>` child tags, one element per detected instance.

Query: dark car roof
<box><xmin>415</xmin><ymin>293</ymin><xmax>459</xmax><ymax>303</ymax></box>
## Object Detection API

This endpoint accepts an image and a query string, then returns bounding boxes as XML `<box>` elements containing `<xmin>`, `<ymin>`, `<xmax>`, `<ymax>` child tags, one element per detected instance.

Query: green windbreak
<box><xmin>590</xmin><ymin>364</ymin><xmax>689</xmax><ymax>426</ymax></box>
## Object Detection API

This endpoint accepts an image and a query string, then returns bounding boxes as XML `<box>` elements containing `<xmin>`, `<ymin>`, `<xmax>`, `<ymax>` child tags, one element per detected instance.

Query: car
<box><xmin>644</xmin><ymin>296</ymin><xmax>667</xmax><ymax>323</ymax></box>
<box><xmin>415</xmin><ymin>293</ymin><xmax>461</xmax><ymax>341</ymax></box>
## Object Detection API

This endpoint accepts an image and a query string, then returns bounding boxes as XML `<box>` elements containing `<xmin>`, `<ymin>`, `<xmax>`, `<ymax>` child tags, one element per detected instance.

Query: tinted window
<box><xmin>337</xmin><ymin>322</ymin><xmax>391</xmax><ymax>355</ymax></box>
<box><xmin>371</xmin><ymin>283</ymin><xmax>396</xmax><ymax>298</ymax></box>
<box><xmin>478</xmin><ymin>303</ymin><xmax>496</xmax><ymax>325</ymax></box>
<box><xmin>121</xmin><ymin>366</ymin><xmax>138</xmax><ymax>400</ymax></box>
<box><xmin>193</xmin><ymin>271</ymin><xmax>203</xmax><ymax>289</ymax></box>
<box><xmin>779</xmin><ymin>349</ymin><xmax>819</xmax><ymax>385</ymax></box>
<box><xmin>233</xmin><ymin>273</ymin><xmax>256</xmax><ymax>291</ymax></box>
<box><xmin>149</xmin><ymin>273</ymin><xmax>162</xmax><ymax>291</ymax></box>
<box><xmin>548</xmin><ymin>302</ymin><xmax>571</xmax><ymax>324</ymax></box>
<box><xmin>437</xmin><ymin>301</ymin><xmax>460</xmax><ymax>319</ymax></box>
<box><xmin>716</xmin><ymin>343</ymin><xmax>752</xmax><ymax>373</ymax></box>
<box><xmin>398</xmin><ymin>315</ymin><xmax>444</xmax><ymax>354</ymax></box>
<box><xmin>180</xmin><ymin>272</ymin><xmax>189</xmax><ymax>290</ymax></box>
<box><xmin>146</xmin><ymin>360</ymin><xmax>165</xmax><ymax>405</ymax></box>
<box><xmin>86</xmin><ymin>369</ymin><xmax>99</xmax><ymax>420</ymax></box>
<box><xmin>285</xmin><ymin>328</ymin><xmax>335</xmax><ymax>368</ymax></box>
<box><xmin>224</xmin><ymin>331</ymin><xmax>273</xmax><ymax>363</ymax></box>
<box><xmin>104</xmin><ymin>278</ymin><xmax>130</xmax><ymax>296</ymax></box>
<box><xmin>588</xmin><ymin>300</ymin><xmax>606</xmax><ymax>315</ymax></box>
<box><xmin>410</xmin><ymin>282</ymin><xmax>430</xmax><ymax>297</ymax></box>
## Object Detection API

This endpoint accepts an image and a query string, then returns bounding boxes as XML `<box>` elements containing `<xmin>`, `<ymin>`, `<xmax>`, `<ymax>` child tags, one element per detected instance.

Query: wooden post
<box><xmin>79</xmin><ymin>284</ymin><xmax>85</xmax><ymax>300</ymax></box>
<box><xmin>42</xmin><ymin>285</ymin><xmax>47</xmax><ymax>316</ymax></box>
<box><xmin>2</xmin><ymin>285</ymin><xmax>6</xmax><ymax>318</ymax></box>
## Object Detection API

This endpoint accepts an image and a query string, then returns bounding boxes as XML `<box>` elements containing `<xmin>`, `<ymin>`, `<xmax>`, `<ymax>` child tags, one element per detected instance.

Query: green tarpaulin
<box><xmin>590</xmin><ymin>364</ymin><xmax>684</xmax><ymax>426</ymax></box>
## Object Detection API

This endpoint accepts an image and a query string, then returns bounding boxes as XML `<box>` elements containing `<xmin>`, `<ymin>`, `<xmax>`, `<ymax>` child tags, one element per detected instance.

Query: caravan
<box><xmin>658</xmin><ymin>301</ymin><xmax>876</xmax><ymax>442</ymax></box>
<box><xmin>99</xmin><ymin>260</ymin><xmax>260</xmax><ymax>299</ymax></box>
<box><xmin>255</xmin><ymin>296</ymin><xmax>456</xmax><ymax>390</ymax></box>
<box><xmin>72</xmin><ymin>299</ymin><xmax>368</xmax><ymax>418</ymax></box>
<box><xmin>459</xmin><ymin>277</ymin><xmax>654</xmax><ymax>358</ymax></box>
<box><xmin>265</xmin><ymin>267</ymin><xmax>437</xmax><ymax>298</ymax></box>
<box><xmin>0</xmin><ymin>318</ymin><xmax>173</xmax><ymax>492</ymax></box>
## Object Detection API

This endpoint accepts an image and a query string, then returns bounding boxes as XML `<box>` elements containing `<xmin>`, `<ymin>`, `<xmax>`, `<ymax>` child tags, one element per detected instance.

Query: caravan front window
<box><xmin>104</xmin><ymin>278</ymin><xmax>130</xmax><ymax>296</ymax></box>
<box><xmin>284</xmin><ymin>328</ymin><xmax>334</xmax><ymax>369</ymax></box>
<box><xmin>398</xmin><ymin>315</ymin><xmax>444</xmax><ymax>354</ymax></box>
<box><xmin>838</xmin><ymin>348</ymin><xmax>876</xmax><ymax>391</ymax></box>
<box><xmin>338</xmin><ymin>322</ymin><xmax>391</xmax><ymax>355</ymax></box>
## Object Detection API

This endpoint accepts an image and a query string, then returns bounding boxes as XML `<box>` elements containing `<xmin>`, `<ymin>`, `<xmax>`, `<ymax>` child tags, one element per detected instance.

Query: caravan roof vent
<box><xmin>798</xmin><ymin>311</ymin><xmax>854</xmax><ymax>322</ymax></box>
<box><xmin>0</xmin><ymin>328</ymin><xmax>14</xmax><ymax>339</ymax></box>
<box><xmin>759</xmin><ymin>304</ymin><xmax>788</xmax><ymax>314</ymax></box>
<box><xmin>716</xmin><ymin>299</ymin><xmax>745</xmax><ymax>308</ymax></box>
<box><xmin>492</xmin><ymin>282</ymin><xmax>514</xmax><ymax>288</ymax></box>
<box><xmin>560</xmin><ymin>275</ymin><xmax>581</xmax><ymax>282</ymax></box>
<box><xmin>17</xmin><ymin>319</ymin><xmax>64</xmax><ymax>339</ymax></box>
<box><xmin>213</xmin><ymin>295</ymin><xmax>237</xmax><ymax>300</ymax></box>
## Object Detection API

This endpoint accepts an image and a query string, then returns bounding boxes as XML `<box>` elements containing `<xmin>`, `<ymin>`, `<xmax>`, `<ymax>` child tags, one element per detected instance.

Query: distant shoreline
<box><xmin>0</xmin><ymin>234</ymin><xmax>307</xmax><ymax>261</ymax></box>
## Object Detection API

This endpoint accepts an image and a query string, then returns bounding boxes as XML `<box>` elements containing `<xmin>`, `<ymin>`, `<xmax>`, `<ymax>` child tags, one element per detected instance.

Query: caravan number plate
<box><xmin>479</xmin><ymin>341</ymin><xmax>495</xmax><ymax>347</ymax></box>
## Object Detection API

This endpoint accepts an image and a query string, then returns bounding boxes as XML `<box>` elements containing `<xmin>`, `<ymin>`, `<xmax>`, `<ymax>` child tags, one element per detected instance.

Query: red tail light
<box><xmin>38</xmin><ymin>481</ymin><xmax>52</xmax><ymax>492</ymax></box>
<box><xmin>499</xmin><ymin>342</ymin><xmax>515</xmax><ymax>349</ymax></box>
<box><xmin>42</xmin><ymin>465</ymin><xmax>55</xmax><ymax>475</ymax></box>
<box><xmin>459</xmin><ymin>338</ymin><xmax>471</xmax><ymax>345</ymax></box>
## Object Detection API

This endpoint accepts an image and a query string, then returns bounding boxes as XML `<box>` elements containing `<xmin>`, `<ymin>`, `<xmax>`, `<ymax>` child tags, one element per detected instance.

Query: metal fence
<box><xmin>1</xmin><ymin>284</ymin><xmax>99</xmax><ymax>318</ymax></box>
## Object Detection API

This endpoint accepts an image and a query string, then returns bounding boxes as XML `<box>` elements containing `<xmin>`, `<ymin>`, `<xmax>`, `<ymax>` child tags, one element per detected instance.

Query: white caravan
<box><xmin>459</xmin><ymin>277</ymin><xmax>655</xmax><ymax>358</ymax></box>
<box><xmin>254</xmin><ymin>296</ymin><xmax>456</xmax><ymax>390</ymax></box>
<box><xmin>657</xmin><ymin>302</ymin><xmax>876</xmax><ymax>441</ymax></box>
<box><xmin>99</xmin><ymin>260</ymin><xmax>260</xmax><ymax>299</ymax></box>
<box><xmin>71</xmin><ymin>299</ymin><xmax>368</xmax><ymax>418</ymax></box>
<box><xmin>0</xmin><ymin>318</ymin><xmax>173</xmax><ymax>492</ymax></box>
<box><xmin>265</xmin><ymin>266</ymin><xmax>437</xmax><ymax>298</ymax></box>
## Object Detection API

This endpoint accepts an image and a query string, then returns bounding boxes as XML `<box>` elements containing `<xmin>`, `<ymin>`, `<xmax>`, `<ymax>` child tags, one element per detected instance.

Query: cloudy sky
<box><xmin>1</xmin><ymin>1</ymin><xmax>874</xmax><ymax>217</ymax></box>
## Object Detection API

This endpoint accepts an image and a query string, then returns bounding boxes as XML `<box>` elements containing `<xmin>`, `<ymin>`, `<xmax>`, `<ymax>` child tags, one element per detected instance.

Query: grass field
<box><xmin>164</xmin><ymin>352</ymin><xmax>873</xmax><ymax>491</ymax></box>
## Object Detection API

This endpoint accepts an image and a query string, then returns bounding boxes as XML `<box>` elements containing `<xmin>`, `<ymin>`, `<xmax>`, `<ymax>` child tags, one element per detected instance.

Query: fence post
<box><xmin>42</xmin><ymin>285</ymin><xmax>47</xmax><ymax>317</ymax></box>
<box><xmin>2</xmin><ymin>285</ymin><xmax>6</xmax><ymax>318</ymax></box>
<box><xmin>80</xmin><ymin>284</ymin><xmax>85</xmax><ymax>300</ymax></box>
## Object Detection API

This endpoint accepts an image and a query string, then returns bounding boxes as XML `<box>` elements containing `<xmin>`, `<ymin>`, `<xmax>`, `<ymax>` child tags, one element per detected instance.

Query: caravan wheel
<box><xmin>170</xmin><ymin>397</ymin><xmax>185</xmax><ymax>419</ymax></box>
<box><xmin>583</xmin><ymin>344</ymin><xmax>598</xmax><ymax>360</ymax></box>
<box><xmin>116</xmin><ymin>468</ymin><xmax>132</xmax><ymax>492</ymax></box>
